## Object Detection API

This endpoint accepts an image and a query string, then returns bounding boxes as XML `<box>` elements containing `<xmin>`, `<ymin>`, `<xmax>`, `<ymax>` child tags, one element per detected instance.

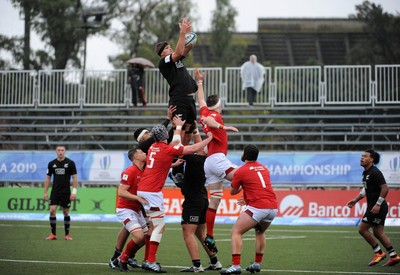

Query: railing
<box><xmin>1</xmin><ymin>65</ymin><xmax>399</xmax><ymax>108</ymax></box>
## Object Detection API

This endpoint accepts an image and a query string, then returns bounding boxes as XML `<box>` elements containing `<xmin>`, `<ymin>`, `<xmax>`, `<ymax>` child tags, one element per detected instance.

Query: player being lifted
<box><xmin>155</xmin><ymin>17</ymin><xmax>197</xmax><ymax>146</ymax></box>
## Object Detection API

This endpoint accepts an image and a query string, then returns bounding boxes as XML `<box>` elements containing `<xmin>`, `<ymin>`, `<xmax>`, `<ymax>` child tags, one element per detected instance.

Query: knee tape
<box><xmin>150</xmin><ymin>217</ymin><xmax>165</xmax><ymax>243</ymax></box>
<box><xmin>125</xmin><ymin>219</ymin><xmax>142</xmax><ymax>233</ymax></box>
<box><xmin>209</xmin><ymin>188</ymin><xmax>223</xmax><ymax>200</ymax></box>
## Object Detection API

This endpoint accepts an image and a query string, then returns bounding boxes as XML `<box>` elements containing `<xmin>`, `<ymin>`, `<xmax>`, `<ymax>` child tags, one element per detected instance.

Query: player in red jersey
<box><xmin>194</xmin><ymin>68</ymin><xmax>239</xmax><ymax>253</ymax></box>
<box><xmin>110</xmin><ymin>106</ymin><xmax>178</xmax><ymax>270</ymax></box>
<box><xmin>220</xmin><ymin>145</ymin><xmax>278</xmax><ymax>275</ymax></box>
<box><xmin>110</xmin><ymin>147</ymin><xmax>149</xmax><ymax>271</ymax></box>
<box><xmin>137</xmin><ymin>120</ymin><xmax>213</xmax><ymax>273</ymax></box>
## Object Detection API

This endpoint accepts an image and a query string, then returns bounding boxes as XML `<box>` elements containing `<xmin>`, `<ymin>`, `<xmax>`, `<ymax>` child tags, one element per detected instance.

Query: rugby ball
<box><xmin>185</xmin><ymin>32</ymin><xmax>197</xmax><ymax>47</ymax></box>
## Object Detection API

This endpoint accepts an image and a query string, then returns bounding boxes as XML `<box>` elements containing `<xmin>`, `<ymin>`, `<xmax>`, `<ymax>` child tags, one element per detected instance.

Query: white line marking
<box><xmin>0</xmin><ymin>223</ymin><xmax>399</xmax><ymax>235</ymax></box>
<box><xmin>0</xmin><ymin>259</ymin><xmax>398</xmax><ymax>274</ymax></box>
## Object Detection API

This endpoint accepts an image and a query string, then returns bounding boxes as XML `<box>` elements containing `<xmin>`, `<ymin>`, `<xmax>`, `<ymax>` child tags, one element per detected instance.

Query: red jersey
<box><xmin>199</xmin><ymin>106</ymin><xmax>228</xmax><ymax>156</ymax></box>
<box><xmin>231</xmin><ymin>161</ymin><xmax>277</xmax><ymax>209</ymax></box>
<box><xmin>137</xmin><ymin>142</ymin><xmax>184</xmax><ymax>192</ymax></box>
<box><xmin>116</xmin><ymin>164</ymin><xmax>143</xmax><ymax>212</ymax></box>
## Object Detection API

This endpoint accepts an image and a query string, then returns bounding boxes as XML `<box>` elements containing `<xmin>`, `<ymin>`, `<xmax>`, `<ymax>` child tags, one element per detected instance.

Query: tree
<box><xmin>210</xmin><ymin>0</ymin><xmax>243</xmax><ymax>67</ymax></box>
<box><xmin>348</xmin><ymin>0</ymin><xmax>400</xmax><ymax>64</ymax></box>
<box><xmin>108</xmin><ymin>0</ymin><xmax>195</xmax><ymax>69</ymax></box>
<box><xmin>5</xmin><ymin>0</ymin><xmax>117</xmax><ymax>70</ymax></box>
<box><xmin>0</xmin><ymin>34</ymin><xmax>24</xmax><ymax>69</ymax></box>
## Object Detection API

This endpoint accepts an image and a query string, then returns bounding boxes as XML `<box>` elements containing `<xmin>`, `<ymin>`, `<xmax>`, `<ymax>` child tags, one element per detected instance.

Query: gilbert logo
<box><xmin>100</xmin><ymin>155</ymin><xmax>111</xmax><ymax>170</ymax></box>
<box><xmin>279</xmin><ymin>195</ymin><xmax>304</xmax><ymax>217</ymax></box>
<box><xmin>389</xmin><ymin>156</ymin><xmax>400</xmax><ymax>172</ymax></box>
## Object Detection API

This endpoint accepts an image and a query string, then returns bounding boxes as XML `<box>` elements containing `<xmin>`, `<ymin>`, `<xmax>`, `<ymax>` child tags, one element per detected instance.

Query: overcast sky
<box><xmin>1</xmin><ymin>0</ymin><xmax>399</xmax><ymax>69</ymax></box>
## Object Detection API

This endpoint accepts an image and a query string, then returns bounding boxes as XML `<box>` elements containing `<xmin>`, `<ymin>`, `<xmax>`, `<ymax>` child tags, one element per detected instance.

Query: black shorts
<box><xmin>181</xmin><ymin>198</ymin><xmax>209</xmax><ymax>225</ymax></box>
<box><xmin>362</xmin><ymin>202</ymin><xmax>388</xmax><ymax>226</ymax></box>
<box><xmin>49</xmin><ymin>191</ymin><xmax>71</xmax><ymax>209</ymax></box>
<box><xmin>169</xmin><ymin>96</ymin><xmax>196</xmax><ymax>132</ymax></box>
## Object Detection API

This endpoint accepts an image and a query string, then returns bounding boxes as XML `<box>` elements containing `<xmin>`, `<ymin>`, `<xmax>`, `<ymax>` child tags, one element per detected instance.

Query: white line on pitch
<box><xmin>0</xmin><ymin>259</ymin><xmax>398</xmax><ymax>275</ymax></box>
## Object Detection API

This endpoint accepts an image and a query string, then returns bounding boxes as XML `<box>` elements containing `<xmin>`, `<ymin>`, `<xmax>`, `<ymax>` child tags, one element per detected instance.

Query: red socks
<box><xmin>206</xmin><ymin>208</ymin><xmax>217</xmax><ymax>237</ymax></box>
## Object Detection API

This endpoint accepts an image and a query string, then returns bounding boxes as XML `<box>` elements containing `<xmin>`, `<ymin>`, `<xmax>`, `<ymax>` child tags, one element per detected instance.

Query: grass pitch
<box><xmin>0</xmin><ymin>220</ymin><xmax>399</xmax><ymax>274</ymax></box>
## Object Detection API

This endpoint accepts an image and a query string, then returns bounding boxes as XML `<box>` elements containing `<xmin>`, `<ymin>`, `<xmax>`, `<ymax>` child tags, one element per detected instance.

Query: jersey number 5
<box><xmin>147</xmin><ymin>151</ymin><xmax>156</xmax><ymax>168</ymax></box>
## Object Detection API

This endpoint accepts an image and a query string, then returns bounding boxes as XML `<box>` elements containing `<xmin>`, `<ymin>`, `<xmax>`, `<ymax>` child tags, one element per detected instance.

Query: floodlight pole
<box><xmin>81</xmin><ymin>25</ymin><xmax>88</xmax><ymax>85</ymax></box>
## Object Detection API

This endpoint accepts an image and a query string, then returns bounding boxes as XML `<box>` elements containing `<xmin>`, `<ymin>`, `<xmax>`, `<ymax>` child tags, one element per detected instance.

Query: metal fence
<box><xmin>1</xmin><ymin>65</ymin><xmax>399</xmax><ymax>108</ymax></box>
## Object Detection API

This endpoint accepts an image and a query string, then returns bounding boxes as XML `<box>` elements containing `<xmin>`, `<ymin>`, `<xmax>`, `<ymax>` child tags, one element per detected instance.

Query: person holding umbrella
<box><xmin>127</xmin><ymin>57</ymin><xmax>155</xmax><ymax>107</ymax></box>
<box><xmin>128</xmin><ymin>64</ymin><xmax>147</xmax><ymax>107</ymax></box>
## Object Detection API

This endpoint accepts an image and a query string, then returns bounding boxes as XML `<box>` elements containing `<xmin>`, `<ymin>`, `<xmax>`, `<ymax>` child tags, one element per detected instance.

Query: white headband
<box><xmin>208</xmin><ymin>99</ymin><xmax>221</xmax><ymax>111</ymax></box>
<box><xmin>137</xmin><ymin>129</ymin><xmax>149</xmax><ymax>142</ymax></box>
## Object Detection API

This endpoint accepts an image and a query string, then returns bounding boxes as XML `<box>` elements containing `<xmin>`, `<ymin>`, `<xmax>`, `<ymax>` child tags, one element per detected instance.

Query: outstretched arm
<box><xmin>194</xmin><ymin>68</ymin><xmax>206</xmax><ymax>109</ymax></box>
<box><xmin>172</xmin><ymin>18</ymin><xmax>192</xmax><ymax>62</ymax></box>
<box><xmin>202</xmin><ymin>116</ymin><xmax>239</xmax><ymax>132</ymax></box>
<box><xmin>182</xmin><ymin>133</ymin><xmax>213</xmax><ymax>155</ymax></box>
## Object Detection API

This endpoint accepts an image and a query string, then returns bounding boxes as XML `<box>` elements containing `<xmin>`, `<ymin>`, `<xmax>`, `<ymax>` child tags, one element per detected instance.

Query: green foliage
<box><xmin>5</xmin><ymin>0</ymin><xmax>117</xmax><ymax>70</ymax></box>
<box><xmin>109</xmin><ymin>0</ymin><xmax>195</xmax><ymax>69</ymax></box>
<box><xmin>204</xmin><ymin>0</ymin><xmax>246</xmax><ymax>67</ymax></box>
<box><xmin>348</xmin><ymin>0</ymin><xmax>400</xmax><ymax>64</ymax></box>
<box><xmin>210</xmin><ymin>0</ymin><xmax>241</xmax><ymax>67</ymax></box>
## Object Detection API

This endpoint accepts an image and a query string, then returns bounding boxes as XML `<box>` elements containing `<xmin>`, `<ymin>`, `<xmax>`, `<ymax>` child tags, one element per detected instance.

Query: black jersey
<box><xmin>158</xmin><ymin>54</ymin><xmax>198</xmax><ymax>97</ymax></box>
<box><xmin>362</xmin><ymin>165</ymin><xmax>387</xmax><ymax>208</ymax></box>
<box><xmin>47</xmin><ymin>157</ymin><xmax>77</xmax><ymax>193</ymax></box>
<box><xmin>181</xmin><ymin>154</ymin><xmax>208</xmax><ymax>201</ymax></box>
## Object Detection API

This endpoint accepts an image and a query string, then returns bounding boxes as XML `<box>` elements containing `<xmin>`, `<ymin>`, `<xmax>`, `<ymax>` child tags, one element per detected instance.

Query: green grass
<box><xmin>0</xmin><ymin>220</ymin><xmax>399</xmax><ymax>274</ymax></box>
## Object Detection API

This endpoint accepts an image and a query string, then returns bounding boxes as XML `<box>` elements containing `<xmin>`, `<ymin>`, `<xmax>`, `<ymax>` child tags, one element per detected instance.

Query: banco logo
<box><xmin>279</xmin><ymin>195</ymin><xmax>304</xmax><ymax>217</ymax></box>
<box><xmin>100</xmin><ymin>155</ymin><xmax>111</xmax><ymax>170</ymax></box>
<box><xmin>389</xmin><ymin>156</ymin><xmax>400</xmax><ymax>172</ymax></box>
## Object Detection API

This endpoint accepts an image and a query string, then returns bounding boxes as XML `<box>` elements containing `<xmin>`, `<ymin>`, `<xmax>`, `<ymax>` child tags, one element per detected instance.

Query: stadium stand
<box><xmin>193</xmin><ymin>18</ymin><xmax>369</xmax><ymax>66</ymax></box>
<box><xmin>1</xmin><ymin>104</ymin><xmax>399</xmax><ymax>151</ymax></box>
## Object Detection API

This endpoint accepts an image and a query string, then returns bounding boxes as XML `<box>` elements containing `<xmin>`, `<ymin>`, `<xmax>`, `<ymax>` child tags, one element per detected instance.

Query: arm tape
<box><xmin>359</xmin><ymin>188</ymin><xmax>366</xmax><ymax>198</ymax></box>
<box><xmin>376</xmin><ymin>196</ymin><xmax>384</xmax><ymax>205</ymax></box>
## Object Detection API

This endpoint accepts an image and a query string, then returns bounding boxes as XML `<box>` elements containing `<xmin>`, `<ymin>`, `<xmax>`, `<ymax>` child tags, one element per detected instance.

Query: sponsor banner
<box><xmin>0</xmin><ymin>151</ymin><xmax>130</xmax><ymax>182</ymax></box>
<box><xmin>163</xmin><ymin>189</ymin><xmax>400</xmax><ymax>219</ymax></box>
<box><xmin>0</xmin><ymin>189</ymin><xmax>399</xmax><ymax>225</ymax></box>
<box><xmin>1</xmin><ymin>151</ymin><xmax>399</xmax><ymax>184</ymax></box>
<box><xmin>0</xmin><ymin>187</ymin><xmax>117</xmax><ymax>214</ymax></box>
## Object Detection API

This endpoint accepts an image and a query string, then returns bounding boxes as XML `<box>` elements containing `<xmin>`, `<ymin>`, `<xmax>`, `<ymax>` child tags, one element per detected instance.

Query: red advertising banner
<box><xmin>162</xmin><ymin>189</ymin><xmax>400</xmax><ymax>219</ymax></box>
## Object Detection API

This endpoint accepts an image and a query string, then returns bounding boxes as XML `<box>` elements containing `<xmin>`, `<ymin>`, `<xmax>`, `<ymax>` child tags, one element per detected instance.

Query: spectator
<box><xmin>240</xmin><ymin>54</ymin><xmax>265</xmax><ymax>106</ymax></box>
<box><xmin>128</xmin><ymin>64</ymin><xmax>147</xmax><ymax>107</ymax></box>
<box><xmin>43</xmin><ymin>145</ymin><xmax>78</xmax><ymax>241</ymax></box>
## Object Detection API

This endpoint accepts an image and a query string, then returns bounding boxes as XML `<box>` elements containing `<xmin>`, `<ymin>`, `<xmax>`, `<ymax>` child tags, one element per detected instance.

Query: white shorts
<box><xmin>116</xmin><ymin>208</ymin><xmax>148</xmax><ymax>233</ymax></box>
<box><xmin>243</xmin><ymin>206</ymin><xmax>277</xmax><ymax>223</ymax></box>
<box><xmin>137</xmin><ymin>191</ymin><xmax>164</xmax><ymax>212</ymax></box>
<box><xmin>204</xmin><ymin>153</ymin><xmax>237</xmax><ymax>185</ymax></box>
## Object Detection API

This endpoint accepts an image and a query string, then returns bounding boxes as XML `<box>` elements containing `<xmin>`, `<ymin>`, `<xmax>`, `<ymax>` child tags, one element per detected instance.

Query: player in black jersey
<box><xmin>155</xmin><ymin>17</ymin><xmax>197</xmax><ymax>146</ymax></box>
<box><xmin>44</xmin><ymin>145</ymin><xmax>78</xmax><ymax>241</ymax></box>
<box><xmin>347</xmin><ymin>149</ymin><xmax>400</xmax><ymax>267</ymax></box>
<box><xmin>178</xmin><ymin>131</ymin><xmax>222</xmax><ymax>272</ymax></box>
